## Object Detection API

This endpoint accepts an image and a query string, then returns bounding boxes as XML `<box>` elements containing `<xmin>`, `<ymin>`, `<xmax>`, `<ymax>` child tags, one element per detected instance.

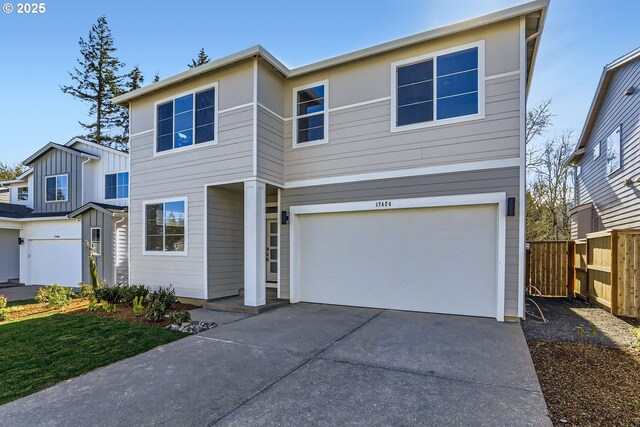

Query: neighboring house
<box><xmin>0</xmin><ymin>137</ymin><xmax>129</xmax><ymax>286</ymax></box>
<box><xmin>113</xmin><ymin>0</ymin><xmax>548</xmax><ymax>321</ymax></box>
<box><xmin>568</xmin><ymin>48</ymin><xmax>640</xmax><ymax>238</ymax></box>
<box><xmin>0</xmin><ymin>187</ymin><xmax>8</xmax><ymax>203</ymax></box>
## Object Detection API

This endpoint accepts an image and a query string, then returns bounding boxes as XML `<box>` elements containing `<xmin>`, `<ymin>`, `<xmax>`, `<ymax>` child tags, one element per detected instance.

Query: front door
<box><xmin>266</xmin><ymin>219</ymin><xmax>278</xmax><ymax>283</ymax></box>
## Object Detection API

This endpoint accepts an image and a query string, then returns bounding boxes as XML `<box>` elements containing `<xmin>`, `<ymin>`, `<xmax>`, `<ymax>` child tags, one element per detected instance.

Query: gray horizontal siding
<box><xmin>576</xmin><ymin>58</ymin><xmax>640</xmax><ymax>233</ymax></box>
<box><xmin>257</xmin><ymin>106</ymin><xmax>284</xmax><ymax>184</ymax></box>
<box><xmin>279</xmin><ymin>167</ymin><xmax>521</xmax><ymax>318</ymax></box>
<box><xmin>207</xmin><ymin>186</ymin><xmax>244</xmax><ymax>299</ymax></box>
<box><xmin>33</xmin><ymin>149</ymin><xmax>83</xmax><ymax>213</ymax></box>
<box><xmin>283</xmin><ymin>74</ymin><xmax>520</xmax><ymax>181</ymax></box>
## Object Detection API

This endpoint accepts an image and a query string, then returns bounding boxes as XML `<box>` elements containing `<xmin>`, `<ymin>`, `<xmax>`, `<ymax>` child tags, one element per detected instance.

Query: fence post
<box><xmin>611</xmin><ymin>230</ymin><xmax>619</xmax><ymax>316</ymax></box>
<box><xmin>567</xmin><ymin>241</ymin><xmax>575</xmax><ymax>298</ymax></box>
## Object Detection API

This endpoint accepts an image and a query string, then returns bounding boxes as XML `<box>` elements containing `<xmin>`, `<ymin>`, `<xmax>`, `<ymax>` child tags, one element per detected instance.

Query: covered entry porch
<box><xmin>206</xmin><ymin>179</ymin><xmax>283</xmax><ymax>308</ymax></box>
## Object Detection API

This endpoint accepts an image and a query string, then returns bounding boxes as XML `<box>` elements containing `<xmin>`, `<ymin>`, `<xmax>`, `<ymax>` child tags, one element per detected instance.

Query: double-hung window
<box><xmin>144</xmin><ymin>199</ymin><xmax>187</xmax><ymax>253</ymax></box>
<box><xmin>91</xmin><ymin>228</ymin><xmax>101</xmax><ymax>256</ymax></box>
<box><xmin>393</xmin><ymin>42</ymin><xmax>483</xmax><ymax>130</ymax></box>
<box><xmin>105</xmin><ymin>172</ymin><xmax>129</xmax><ymax>199</ymax></box>
<box><xmin>17</xmin><ymin>187</ymin><xmax>28</xmax><ymax>201</ymax></box>
<box><xmin>156</xmin><ymin>84</ymin><xmax>216</xmax><ymax>153</ymax></box>
<box><xmin>606</xmin><ymin>125</ymin><xmax>622</xmax><ymax>175</ymax></box>
<box><xmin>293</xmin><ymin>81</ymin><xmax>328</xmax><ymax>146</ymax></box>
<box><xmin>45</xmin><ymin>175</ymin><xmax>68</xmax><ymax>202</ymax></box>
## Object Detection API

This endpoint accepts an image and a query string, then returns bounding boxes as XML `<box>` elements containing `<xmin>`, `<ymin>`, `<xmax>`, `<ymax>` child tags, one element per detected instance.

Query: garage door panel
<box><xmin>29</xmin><ymin>239</ymin><xmax>82</xmax><ymax>287</ymax></box>
<box><xmin>298</xmin><ymin>205</ymin><xmax>498</xmax><ymax>317</ymax></box>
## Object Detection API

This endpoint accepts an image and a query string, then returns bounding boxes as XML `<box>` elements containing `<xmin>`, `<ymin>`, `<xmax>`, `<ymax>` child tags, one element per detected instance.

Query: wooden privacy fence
<box><xmin>526</xmin><ymin>241</ymin><xmax>575</xmax><ymax>296</ymax></box>
<box><xmin>527</xmin><ymin>229</ymin><xmax>640</xmax><ymax>317</ymax></box>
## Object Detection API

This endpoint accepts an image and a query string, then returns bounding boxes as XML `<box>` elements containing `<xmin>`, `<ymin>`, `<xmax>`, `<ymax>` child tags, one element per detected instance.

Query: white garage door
<box><xmin>29</xmin><ymin>239</ymin><xmax>82</xmax><ymax>287</ymax></box>
<box><xmin>296</xmin><ymin>204</ymin><xmax>499</xmax><ymax>318</ymax></box>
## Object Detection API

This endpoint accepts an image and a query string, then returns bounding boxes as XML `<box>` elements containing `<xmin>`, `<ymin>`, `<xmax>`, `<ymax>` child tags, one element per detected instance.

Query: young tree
<box><xmin>114</xmin><ymin>66</ymin><xmax>145</xmax><ymax>149</ymax></box>
<box><xmin>0</xmin><ymin>161</ymin><xmax>26</xmax><ymax>181</ymax></box>
<box><xmin>188</xmin><ymin>48</ymin><xmax>210</xmax><ymax>68</ymax></box>
<box><xmin>61</xmin><ymin>16</ymin><xmax>124</xmax><ymax>148</ymax></box>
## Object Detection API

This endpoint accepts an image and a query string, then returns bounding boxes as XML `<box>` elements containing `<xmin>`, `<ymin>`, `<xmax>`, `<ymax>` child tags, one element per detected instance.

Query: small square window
<box><xmin>105</xmin><ymin>172</ymin><xmax>129</xmax><ymax>199</ymax></box>
<box><xmin>17</xmin><ymin>187</ymin><xmax>28</xmax><ymax>201</ymax></box>
<box><xmin>45</xmin><ymin>175</ymin><xmax>68</xmax><ymax>202</ymax></box>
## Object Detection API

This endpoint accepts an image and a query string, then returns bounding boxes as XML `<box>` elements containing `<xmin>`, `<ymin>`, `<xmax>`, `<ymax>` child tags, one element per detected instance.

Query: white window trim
<box><xmin>288</xmin><ymin>192</ymin><xmax>507</xmax><ymax>322</ymax></box>
<box><xmin>606</xmin><ymin>124</ymin><xmax>622</xmax><ymax>176</ymax></box>
<box><xmin>105</xmin><ymin>171</ymin><xmax>129</xmax><ymax>201</ymax></box>
<box><xmin>292</xmin><ymin>79</ymin><xmax>329</xmax><ymax>149</ymax></box>
<box><xmin>91</xmin><ymin>227</ymin><xmax>101</xmax><ymax>256</ymax></box>
<box><xmin>142</xmin><ymin>196</ymin><xmax>189</xmax><ymax>256</ymax></box>
<box><xmin>17</xmin><ymin>186</ymin><xmax>28</xmax><ymax>201</ymax></box>
<box><xmin>44</xmin><ymin>174</ymin><xmax>69</xmax><ymax>202</ymax></box>
<box><xmin>593</xmin><ymin>141</ymin><xmax>600</xmax><ymax>160</ymax></box>
<box><xmin>153</xmin><ymin>82</ymin><xmax>219</xmax><ymax>157</ymax></box>
<box><xmin>390</xmin><ymin>40</ymin><xmax>486</xmax><ymax>133</ymax></box>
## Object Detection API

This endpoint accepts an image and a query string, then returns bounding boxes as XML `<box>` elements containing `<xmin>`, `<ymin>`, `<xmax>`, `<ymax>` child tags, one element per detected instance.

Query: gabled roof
<box><xmin>23</xmin><ymin>142</ymin><xmax>100</xmax><ymax>166</ymax></box>
<box><xmin>65</xmin><ymin>137</ymin><xmax>129</xmax><ymax>156</ymax></box>
<box><xmin>68</xmin><ymin>202</ymin><xmax>128</xmax><ymax>218</ymax></box>
<box><xmin>113</xmin><ymin>0</ymin><xmax>549</xmax><ymax>105</ymax></box>
<box><xmin>0</xmin><ymin>203</ymin><xmax>71</xmax><ymax>220</ymax></box>
<box><xmin>568</xmin><ymin>47</ymin><xmax>640</xmax><ymax>165</ymax></box>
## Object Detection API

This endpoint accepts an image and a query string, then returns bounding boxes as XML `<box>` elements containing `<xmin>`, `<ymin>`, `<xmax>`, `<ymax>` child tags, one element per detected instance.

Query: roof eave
<box><xmin>23</xmin><ymin>143</ymin><xmax>100</xmax><ymax>166</ymax></box>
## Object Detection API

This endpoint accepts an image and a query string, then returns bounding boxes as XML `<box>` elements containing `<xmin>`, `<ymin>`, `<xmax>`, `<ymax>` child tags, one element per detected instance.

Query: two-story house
<box><xmin>568</xmin><ymin>47</ymin><xmax>640</xmax><ymax>238</ymax></box>
<box><xmin>0</xmin><ymin>137</ymin><xmax>129</xmax><ymax>286</ymax></box>
<box><xmin>113</xmin><ymin>0</ymin><xmax>548</xmax><ymax>321</ymax></box>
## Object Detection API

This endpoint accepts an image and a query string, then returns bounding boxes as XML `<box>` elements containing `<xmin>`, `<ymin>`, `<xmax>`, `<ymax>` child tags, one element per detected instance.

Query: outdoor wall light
<box><xmin>507</xmin><ymin>197</ymin><xmax>516</xmax><ymax>216</ymax></box>
<box><xmin>281</xmin><ymin>210</ymin><xmax>289</xmax><ymax>225</ymax></box>
<box><xmin>17</xmin><ymin>237</ymin><xmax>24</xmax><ymax>245</ymax></box>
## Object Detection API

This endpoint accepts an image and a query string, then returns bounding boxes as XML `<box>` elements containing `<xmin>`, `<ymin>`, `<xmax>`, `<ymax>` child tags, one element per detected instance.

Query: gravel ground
<box><xmin>522</xmin><ymin>296</ymin><xmax>638</xmax><ymax>348</ymax></box>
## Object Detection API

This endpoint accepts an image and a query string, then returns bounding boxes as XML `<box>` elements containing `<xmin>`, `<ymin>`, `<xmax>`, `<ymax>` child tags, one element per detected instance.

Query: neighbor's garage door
<box><xmin>297</xmin><ymin>204</ymin><xmax>498</xmax><ymax>318</ymax></box>
<box><xmin>29</xmin><ymin>239</ymin><xmax>82</xmax><ymax>287</ymax></box>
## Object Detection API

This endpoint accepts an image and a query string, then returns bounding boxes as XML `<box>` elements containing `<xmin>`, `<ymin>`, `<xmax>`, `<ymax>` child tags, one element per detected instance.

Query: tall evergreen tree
<box><xmin>188</xmin><ymin>48</ymin><xmax>210</xmax><ymax>68</ymax></box>
<box><xmin>61</xmin><ymin>16</ymin><xmax>124</xmax><ymax>148</ymax></box>
<box><xmin>0</xmin><ymin>161</ymin><xmax>26</xmax><ymax>181</ymax></box>
<box><xmin>114</xmin><ymin>66</ymin><xmax>144</xmax><ymax>149</ymax></box>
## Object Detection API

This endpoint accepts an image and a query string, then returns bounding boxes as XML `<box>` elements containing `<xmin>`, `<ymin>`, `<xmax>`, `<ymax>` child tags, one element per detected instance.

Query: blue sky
<box><xmin>0</xmin><ymin>0</ymin><xmax>638</xmax><ymax>163</ymax></box>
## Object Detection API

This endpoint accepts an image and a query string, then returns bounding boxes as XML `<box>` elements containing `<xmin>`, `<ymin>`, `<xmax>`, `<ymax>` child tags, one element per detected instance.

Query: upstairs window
<box><xmin>293</xmin><ymin>82</ymin><xmax>327</xmax><ymax>147</ymax></box>
<box><xmin>17</xmin><ymin>187</ymin><xmax>28</xmax><ymax>201</ymax></box>
<box><xmin>45</xmin><ymin>175</ymin><xmax>68</xmax><ymax>202</ymax></box>
<box><xmin>157</xmin><ymin>85</ymin><xmax>216</xmax><ymax>153</ymax></box>
<box><xmin>393</xmin><ymin>43</ymin><xmax>483</xmax><ymax>130</ymax></box>
<box><xmin>606</xmin><ymin>125</ymin><xmax>621</xmax><ymax>175</ymax></box>
<box><xmin>593</xmin><ymin>141</ymin><xmax>600</xmax><ymax>159</ymax></box>
<box><xmin>105</xmin><ymin>172</ymin><xmax>129</xmax><ymax>199</ymax></box>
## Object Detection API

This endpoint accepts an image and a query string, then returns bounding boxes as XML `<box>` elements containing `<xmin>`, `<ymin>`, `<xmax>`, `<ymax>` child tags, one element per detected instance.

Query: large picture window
<box><xmin>293</xmin><ymin>81</ymin><xmax>327</xmax><ymax>147</ymax></box>
<box><xmin>105</xmin><ymin>172</ymin><xmax>129</xmax><ymax>199</ymax></box>
<box><xmin>393</xmin><ymin>43</ymin><xmax>483</xmax><ymax>130</ymax></box>
<box><xmin>145</xmin><ymin>199</ymin><xmax>187</xmax><ymax>253</ymax></box>
<box><xmin>45</xmin><ymin>175</ymin><xmax>68</xmax><ymax>202</ymax></box>
<box><xmin>157</xmin><ymin>85</ymin><xmax>216</xmax><ymax>153</ymax></box>
<box><xmin>606</xmin><ymin>125</ymin><xmax>621</xmax><ymax>175</ymax></box>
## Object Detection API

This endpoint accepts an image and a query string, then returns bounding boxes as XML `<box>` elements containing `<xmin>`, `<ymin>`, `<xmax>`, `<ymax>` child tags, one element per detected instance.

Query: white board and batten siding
<box><xmin>72</xmin><ymin>141</ymin><xmax>130</xmax><ymax>206</ymax></box>
<box><xmin>128</xmin><ymin>59</ymin><xmax>255</xmax><ymax>299</ymax></box>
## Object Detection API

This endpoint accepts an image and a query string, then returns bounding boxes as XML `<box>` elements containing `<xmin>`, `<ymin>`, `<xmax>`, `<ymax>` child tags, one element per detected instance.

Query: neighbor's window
<box><xmin>145</xmin><ymin>199</ymin><xmax>186</xmax><ymax>252</ymax></box>
<box><xmin>606</xmin><ymin>125</ymin><xmax>621</xmax><ymax>174</ymax></box>
<box><xmin>593</xmin><ymin>141</ymin><xmax>600</xmax><ymax>159</ymax></box>
<box><xmin>91</xmin><ymin>228</ymin><xmax>101</xmax><ymax>256</ymax></box>
<box><xmin>395</xmin><ymin>45</ymin><xmax>480</xmax><ymax>128</ymax></box>
<box><xmin>45</xmin><ymin>175</ymin><xmax>68</xmax><ymax>202</ymax></box>
<box><xmin>105</xmin><ymin>172</ymin><xmax>129</xmax><ymax>199</ymax></box>
<box><xmin>576</xmin><ymin>165</ymin><xmax>581</xmax><ymax>176</ymax></box>
<box><xmin>17</xmin><ymin>186</ymin><xmax>28</xmax><ymax>201</ymax></box>
<box><xmin>157</xmin><ymin>86</ymin><xmax>216</xmax><ymax>152</ymax></box>
<box><xmin>294</xmin><ymin>82</ymin><xmax>326</xmax><ymax>145</ymax></box>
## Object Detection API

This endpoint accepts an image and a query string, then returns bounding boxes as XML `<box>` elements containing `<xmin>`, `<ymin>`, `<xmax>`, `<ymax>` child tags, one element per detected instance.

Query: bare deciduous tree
<box><xmin>525</xmin><ymin>98</ymin><xmax>553</xmax><ymax>169</ymax></box>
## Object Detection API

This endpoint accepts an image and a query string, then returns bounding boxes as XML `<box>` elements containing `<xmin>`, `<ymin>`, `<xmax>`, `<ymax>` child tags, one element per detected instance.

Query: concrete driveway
<box><xmin>0</xmin><ymin>303</ymin><xmax>551</xmax><ymax>426</ymax></box>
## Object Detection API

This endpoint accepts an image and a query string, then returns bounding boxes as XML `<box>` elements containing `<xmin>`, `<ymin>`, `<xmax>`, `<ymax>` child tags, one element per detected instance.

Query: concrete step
<box><xmin>0</xmin><ymin>281</ymin><xmax>25</xmax><ymax>289</ymax></box>
<box><xmin>203</xmin><ymin>295</ymin><xmax>288</xmax><ymax>315</ymax></box>
<box><xmin>238</xmin><ymin>288</ymin><xmax>278</xmax><ymax>299</ymax></box>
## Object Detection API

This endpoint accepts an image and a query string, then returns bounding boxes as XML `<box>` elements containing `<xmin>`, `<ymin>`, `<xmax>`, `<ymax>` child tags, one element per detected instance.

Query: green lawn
<box><xmin>0</xmin><ymin>314</ymin><xmax>183</xmax><ymax>405</ymax></box>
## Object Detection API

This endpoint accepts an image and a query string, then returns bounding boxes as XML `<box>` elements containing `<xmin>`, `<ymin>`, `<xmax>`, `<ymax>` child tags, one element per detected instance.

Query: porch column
<box><xmin>244</xmin><ymin>179</ymin><xmax>266</xmax><ymax>306</ymax></box>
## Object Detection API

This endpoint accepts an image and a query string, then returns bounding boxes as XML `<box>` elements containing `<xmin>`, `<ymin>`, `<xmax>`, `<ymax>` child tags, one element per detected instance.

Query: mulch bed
<box><xmin>527</xmin><ymin>340</ymin><xmax>640</xmax><ymax>427</ymax></box>
<box><xmin>5</xmin><ymin>299</ymin><xmax>199</xmax><ymax>328</ymax></box>
<box><xmin>523</xmin><ymin>297</ymin><xmax>640</xmax><ymax>427</ymax></box>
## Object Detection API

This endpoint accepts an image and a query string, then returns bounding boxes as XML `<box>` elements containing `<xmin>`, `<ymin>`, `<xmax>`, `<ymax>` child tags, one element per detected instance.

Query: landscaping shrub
<box><xmin>0</xmin><ymin>295</ymin><xmax>8</xmax><ymax>321</ymax></box>
<box><xmin>171</xmin><ymin>310</ymin><xmax>191</xmax><ymax>325</ymax></box>
<box><xmin>132</xmin><ymin>296</ymin><xmax>144</xmax><ymax>317</ymax></box>
<box><xmin>102</xmin><ymin>302</ymin><xmax>116</xmax><ymax>313</ymax></box>
<box><xmin>120</xmin><ymin>284</ymin><xmax>150</xmax><ymax>306</ymax></box>
<box><xmin>146</xmin><ymin>286</ymin><xmax>178</xmax><ymax>311</ymax></box>
<box><xmin>93</xmin><ymin>285</ymin><xmax>122</xmax><ymax>305</ymax></box>
<box><xmin>78</xmin><ymin>283</ymin><xmax>94</xmax><ymax>299</ymax></box>
<box><xmin>145</xmin><ymin>299</ymin><xmax>166</xmax><ymax>322</ymax></box>
<box><xmin>35</xmin><ymin>285</ymin><xmax>74</xmax><ymax>309</ymax></box>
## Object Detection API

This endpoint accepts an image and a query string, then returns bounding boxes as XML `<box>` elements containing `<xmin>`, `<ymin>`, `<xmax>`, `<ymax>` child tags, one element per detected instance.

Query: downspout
<box><xmin>114</xmin><ymin>214</ymin><xmax>126</xmax><ymax>284</ymax></box>
<box><xmin>81</xmin><ymin>156</ymin><xmax>92</xmax><ymax>205</ymax></box>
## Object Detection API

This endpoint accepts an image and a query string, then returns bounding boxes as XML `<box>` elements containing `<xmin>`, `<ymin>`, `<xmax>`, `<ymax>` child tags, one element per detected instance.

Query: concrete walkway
<box><xmin>0</xmin><ymin>285</ymin><xmax>41</xmax><ymax>301</ymax></box>
<box><xmin>0</xmin><ymin>303</ymin><xmax>551</xmax><ymax>426</ymax></box>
